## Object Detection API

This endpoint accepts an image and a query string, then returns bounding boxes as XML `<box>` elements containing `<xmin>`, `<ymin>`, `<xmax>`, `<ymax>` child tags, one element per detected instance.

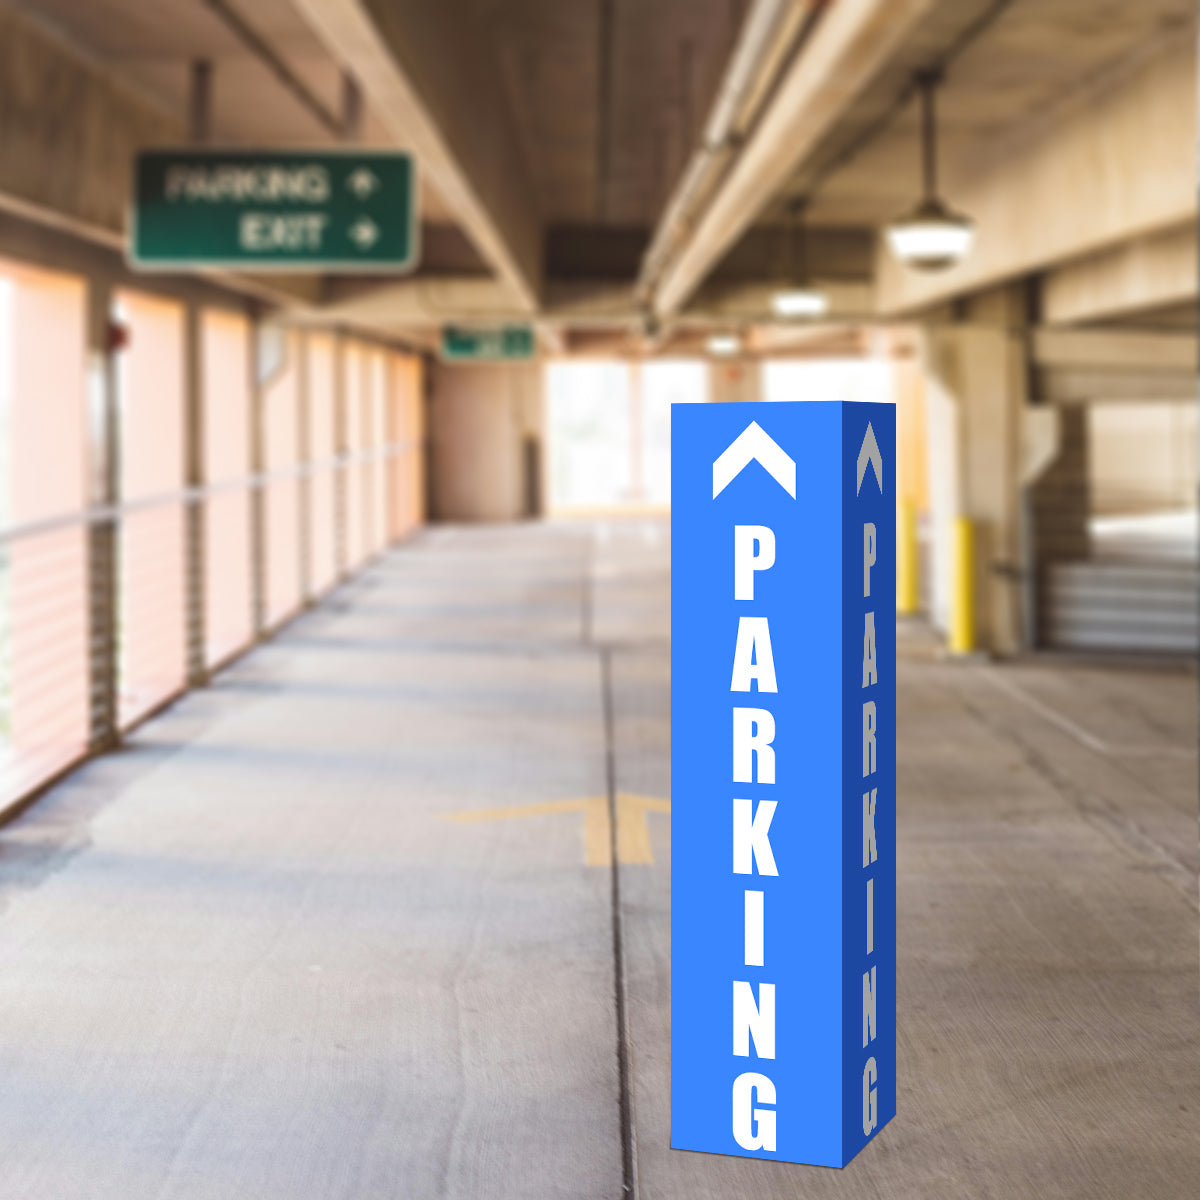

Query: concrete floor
<box><xmin>0</xmin><ymin>520</ymin><xmax>1196</xmax><ymax>1198</ymax></box>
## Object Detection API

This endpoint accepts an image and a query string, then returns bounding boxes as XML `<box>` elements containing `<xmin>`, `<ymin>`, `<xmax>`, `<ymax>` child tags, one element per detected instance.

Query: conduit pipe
<box><xmin>648</xmin><ymin>0</ymin><xmax>946</xmax><ymax>318</ymax></box>
<box><xmin>637</xmin><ymin>0</ymin><xmax>823</xmax><ymax>308</ymax></box>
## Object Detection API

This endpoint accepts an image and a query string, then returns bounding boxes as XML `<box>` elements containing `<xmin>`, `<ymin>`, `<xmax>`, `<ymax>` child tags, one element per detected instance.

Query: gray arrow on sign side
<box><xmin>712</xmin><ymin>421</ymin><xmax>796</xmax><ymax>499</ymax></box>
<box><xmin>857</xmin><ymin>422</ymin><xmax>883</xmax><ymax>496</ymax></box>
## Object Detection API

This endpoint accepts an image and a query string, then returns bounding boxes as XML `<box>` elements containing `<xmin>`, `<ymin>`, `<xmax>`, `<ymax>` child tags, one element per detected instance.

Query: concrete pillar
<box><xmin>1026</xmin><ymin>406</ymin><xmax>1090</xmax><ymax>649</ymax></box>
<box><xmin>922</xmin><ymin>301</ymin><xmax>1029</xmax><ymax>656</ymax></box>
<box><xmin>709</xmin><ymin>360</ymin><xmax>761</xmax><ymax>405</ymax></box>
<box><xmin>429</xmin><ymin>362</ymin><xmax>544</xmax><ymax>522</ymax></box>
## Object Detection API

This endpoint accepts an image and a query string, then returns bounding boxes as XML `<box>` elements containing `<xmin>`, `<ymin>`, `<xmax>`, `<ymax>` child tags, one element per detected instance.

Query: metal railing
<box><xmin>0</xmin><ymin>437</ymin><xmax>423</xmax><ymax>815</ymax></box>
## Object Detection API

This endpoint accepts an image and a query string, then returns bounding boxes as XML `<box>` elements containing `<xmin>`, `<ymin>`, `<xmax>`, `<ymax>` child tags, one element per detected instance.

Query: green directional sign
<box><xmin>441</xmin><ymin>325</ymin><xmax>537</xmax><ymax>361</ymax></box>
<box><xmin>131</xmin><ymin>150</ymin><xmax>417</xmax><ymax>271</ymax></box>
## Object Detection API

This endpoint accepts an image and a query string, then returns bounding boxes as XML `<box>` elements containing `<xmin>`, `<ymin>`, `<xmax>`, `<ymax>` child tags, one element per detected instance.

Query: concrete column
<box><xmin>1028</xmin><ymin>407</ymin><xmax>1090</xmax><ymax>555</ymax></box>
<box><xmin>708</xmin><ymin>360</ymin><xmax>761</xmax><ymax>405</ymax></box>
<box><xmin>429</xmin><ymin>362</ymin><xmax>544</xmax><ymax>522</ymax></box>
<box><xmin>922</xmin><ymin>305</ymin><xmax>1029</xmax><ymax>656</ymax></box>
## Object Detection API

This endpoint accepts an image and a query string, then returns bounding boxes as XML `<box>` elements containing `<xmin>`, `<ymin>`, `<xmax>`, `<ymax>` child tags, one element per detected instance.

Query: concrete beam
<box><xmin>1031</xmin><ymin>328</ymin><xmax>1198</xmax><ymax>373</ymax></box>
<box><xmin>0</xmin><ymin>6</ymin><xmax>177</xmax><ymax>243</ymax></box>
<box><xmin>1032</xmin><ymin>327</ymin><xmax>1197</xmax><ymax>405</ymax></box>
<box><xmin>317</xmin><ymin>276</ymin><xmax>881</xmax><ymax>332</ymax></box>
<box><xmin>320</xmin><ymin>277</ymin><xmax>520</xmax><ymax>326</ymax></box>
<box><xmin>1036</xmin><ymin>369</ymin><xmax>1196</xmax><ymax>406</ymax></box>
<box><xmin>0</xmin><ymin>10</ymin><xmax>339</xmax><ymax>312</ymax></box>
<box><xmin>293</xmin><ymin>0</ymin><xmax>542</xmax><ymax>310</ymax></box>
<box><xmin>1042</xmin><ymin>223</ymin><xmax>1197</xmax><ymax>327</ymax></box>
<box><xmin>684</xmin><ymin>280</ymin><xmax>876</xmax><ymax>323</ymax></box>
<box><xmin>878</xmin><ymin>39</ymin><xmax>1196</xmax><ymax>315</ymax></box>
<box><xmin>648</xmin><ymin>0</ymin><xmax>939</xmax><ymax>317</ymax></box>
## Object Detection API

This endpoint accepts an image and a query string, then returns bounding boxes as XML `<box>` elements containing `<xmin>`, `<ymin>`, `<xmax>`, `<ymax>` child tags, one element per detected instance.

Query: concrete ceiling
<box><xmin>477</xmin><ymin>0</ymin><xmax>744</xmax><ymax>226</ymax></box>
<box><xmin>2</xmin><ymin>0</ymin><xmax>1193</xmax><ymax>348</ymax></box>
<box><xmin>781</xmin><ymin>0</ymin><xmax>1196</xmax><ymax>228</ymax></box>
<box><xmin>6</xmin><ymin>0</ymin><xmax>452</xmax><ymax>221</ymax></box>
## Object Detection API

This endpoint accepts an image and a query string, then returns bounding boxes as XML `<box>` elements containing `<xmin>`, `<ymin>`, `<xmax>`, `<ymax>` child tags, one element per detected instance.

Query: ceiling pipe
<box><xmin>637</xmin><ymin>0</ymin><xmax>823</xmax><ymax>309</ymax></box>
<box><xmin>649</xmin><ymin>0</ymin><xmax>948</xmax><ymax>319</ymax></box>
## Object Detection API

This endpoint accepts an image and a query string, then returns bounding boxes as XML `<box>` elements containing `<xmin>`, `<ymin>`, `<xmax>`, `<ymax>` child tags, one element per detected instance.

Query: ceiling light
<box><xmin>886</xmin><ymin>197</ymin><xmax>975</xmax><ymax>270</ymax></box>
<box><xmin>771</xmin><ymin>197</ymin><xmax>830</xmax><ymax>319</ymax></box>
<box><xmin>707</xmin><ymin>334</ymin><xmax>742</xmax><ymax>357</ymax></box>
<box><xmin>771</xmin><ymin>288</ymin><xmax>830</xmax><ymax>319</ymax></box>
<box><xmin>886</xmin><ymin>70</ymin><xmax>975</xmax><ymax>272</ymax></box>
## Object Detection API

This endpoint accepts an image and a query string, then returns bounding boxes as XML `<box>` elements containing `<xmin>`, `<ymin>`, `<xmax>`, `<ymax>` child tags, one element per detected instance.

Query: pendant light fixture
<box><xmin>886</xmin><ymin>69</ymin><xmax>975</xmax><ymax>271</ymax></box>
<box><xmin>772</xmin><ymin>197</ymin><xmax>830</xmax><ymax>319</ymax></box>
<box><xmin>707</xmin><ymin>332</ymin><xmax>743</xmax><ymax>357</ymax></box>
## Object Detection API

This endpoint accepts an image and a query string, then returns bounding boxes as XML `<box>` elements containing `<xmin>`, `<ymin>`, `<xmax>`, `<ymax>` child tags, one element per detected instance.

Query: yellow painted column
<box><xmin>949</xmin><ymin>516</ymin><xmax>975</xmax><ymax>655</ymax></box>
<box><xmin>897</xmin><ymin>498</ymin><xmax>920</xmax><ymax>616</ymax></box>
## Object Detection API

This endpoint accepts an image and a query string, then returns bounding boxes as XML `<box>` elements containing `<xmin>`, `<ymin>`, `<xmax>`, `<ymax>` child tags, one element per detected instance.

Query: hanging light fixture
<box><xmin>772</xmin><ymin>198</ymin><xmax>829</xmax><ymax>319</ymax></box>
<box><xmin>887</xmin><ymin>70</ymin><xmax>975</xmax><ymax>271</ymax></box>
<box><xmin>707</xmin><ymin>332</ymin><xmax>743</xmax><ymax>357</ymax></box>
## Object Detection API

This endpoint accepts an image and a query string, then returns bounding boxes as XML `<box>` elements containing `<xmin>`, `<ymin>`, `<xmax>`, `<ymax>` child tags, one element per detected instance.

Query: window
<box><xmin>0</xmin><ymin>264</ymin><xmax>90</xmax><ymax>803</ymax></box>
<box><xmin>546</xmin><ymin>359</ymin><xmax>707</xmax><ymax>511</ymax></box>
<box><xmin>114</xmin><ymin>289</ymin><xmax>187</xmax><ymax>728</ymax></box>
<box><xmin>202</xmin><ymin>308</ymin><xmax>253</xmax><ymax>667</ymax></box>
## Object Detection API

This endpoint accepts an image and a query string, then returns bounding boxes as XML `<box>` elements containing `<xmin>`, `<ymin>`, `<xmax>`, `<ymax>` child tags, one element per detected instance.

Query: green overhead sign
<box><xmin>441</xmin><ymin>326</ymin><xmax>537</xmax><ymax>361</ymax></box>
<box><xmin>130</xmin><ymin>150</ymin><xmax>417</xmax><ymax>271</ymax></box>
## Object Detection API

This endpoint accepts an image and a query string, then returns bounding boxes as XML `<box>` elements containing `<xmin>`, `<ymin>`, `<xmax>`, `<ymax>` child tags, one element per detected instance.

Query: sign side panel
<box><xmin>840</xmin><ymin>402</ymin><xmax>897</xmax><ymax>1164</ymax></box>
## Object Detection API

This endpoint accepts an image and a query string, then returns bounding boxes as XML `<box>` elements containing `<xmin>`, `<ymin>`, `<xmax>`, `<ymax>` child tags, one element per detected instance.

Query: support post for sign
<box><xmin>341</xmin><ymin>72</ymin><xmax>363</xmax><ymax>144</ymax></box>
<box><xmin>671</xmin><ymin>401</ymin><xmax>896</xmax><ymax>1168</ymax></box>
<box><xmin>189</xmin><ymin>60</ymin><xmax>213</xmax><ymax>145</ymax></box>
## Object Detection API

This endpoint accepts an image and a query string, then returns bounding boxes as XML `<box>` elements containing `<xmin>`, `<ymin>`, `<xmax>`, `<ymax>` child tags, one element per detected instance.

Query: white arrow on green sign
<box><xmin>130</xmin><ymin>150</ymin><xmax>417</xmax><ymax>271</ymax></box>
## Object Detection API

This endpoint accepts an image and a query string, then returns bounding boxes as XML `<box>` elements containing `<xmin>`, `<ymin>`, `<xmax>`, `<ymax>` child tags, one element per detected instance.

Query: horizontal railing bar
<box><xmin>0</xmin><ymin>441</ymin><xmax>422</xmax><ymax>546</ymax></box>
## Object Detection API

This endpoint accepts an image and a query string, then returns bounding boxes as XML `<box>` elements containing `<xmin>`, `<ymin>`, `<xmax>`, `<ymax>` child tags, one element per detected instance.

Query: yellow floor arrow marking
<box><xmin>616</xmin><ymin>793</ymin><xmax>671</xmax><ymax>865</ymax></box>
<box><xmin>443</xmin><ymin>793</ymin><xmax>670</xmax><ymax>866</ymax></box>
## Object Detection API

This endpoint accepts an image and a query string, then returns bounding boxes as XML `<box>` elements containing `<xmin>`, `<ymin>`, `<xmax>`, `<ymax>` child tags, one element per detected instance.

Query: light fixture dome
<box><xmin>886</xmin><ymin>69</ymin><xmax>975</xmax><ymax>272</ymax></box>
<box><xmin>707</xmin><ymin>333</ymin><xmax>742</xmax><ymax>357</ymax></box>
<box><xmin>771</xmin><ymin>197</ymin><xmax>830</xmax><ymax>320</ymax></box>
<box><xmin>886</xmin><ymin>197</ymin><xmax>975</xmax><ymax>271</ymax></box>
<box><xmin>771</xmin><ymin>288</ymin><xmax>830</xmax><ymax>319</ymax></box>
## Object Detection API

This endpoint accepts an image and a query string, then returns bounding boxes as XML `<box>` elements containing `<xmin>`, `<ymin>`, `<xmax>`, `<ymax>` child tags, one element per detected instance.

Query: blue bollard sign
<box><xmin>671</xmin><ymin>400</ymin><xmax>895</xmax><ymax>1168</ymax></box>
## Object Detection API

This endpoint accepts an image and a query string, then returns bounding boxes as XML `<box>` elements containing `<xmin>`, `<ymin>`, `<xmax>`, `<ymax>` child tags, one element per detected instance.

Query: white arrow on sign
<box><xmin>712</xmin><ymin>421</ymin><xmax>796</xmax><ymax>499</ymax></box>
<box><xmin>347</xmin><ymin>167</ymin><xmax>380</xmax><ymax>199</ymax></box>
<box><xmin>348</xmin><ymin>217</ymin><xmax>380</xmax><ymax>250</ymax></box>
<box><xmin>857</xmin><ymin>422</ymin><xmax>883</xmax><ymax>496</ymax></box>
